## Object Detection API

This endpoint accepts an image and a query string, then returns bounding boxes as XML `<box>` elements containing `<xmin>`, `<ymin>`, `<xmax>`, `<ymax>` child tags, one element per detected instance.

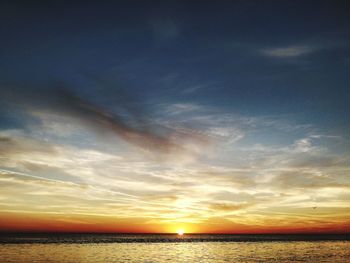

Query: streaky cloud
<box><xmin>1</xmin><ymin>78</ymin><xmax>211</xmax><ymax>156</ymax></box>
<box><xmin>261</xmin><ymin>45</ymin><xmax>316</xmax><ymax>58</ymax></box>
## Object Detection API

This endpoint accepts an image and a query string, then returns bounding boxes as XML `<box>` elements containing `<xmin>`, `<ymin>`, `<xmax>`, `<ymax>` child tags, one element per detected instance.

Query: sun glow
<box><xmin>177</xmin><ymin>229</ymin><xmax>184</xmax><ymax>235</ymax></box>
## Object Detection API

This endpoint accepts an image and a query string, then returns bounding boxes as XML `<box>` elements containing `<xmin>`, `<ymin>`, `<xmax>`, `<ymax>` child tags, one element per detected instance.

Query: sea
<box><xmin>0</xmin><ymin>233</ymin><xmax>349</xmax><ymax>262</ymax></box>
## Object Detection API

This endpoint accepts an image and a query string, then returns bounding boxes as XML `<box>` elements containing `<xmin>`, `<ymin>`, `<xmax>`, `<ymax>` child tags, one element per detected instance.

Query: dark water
<box><xmin>0</xmin><ymin>233</ymin><xmax>349</xmax><ymax>244</ymax></box>
<box><xmin>0</xmin><ymin>234</ymin><xmax>349</xmax><ymax>262</ymax></box>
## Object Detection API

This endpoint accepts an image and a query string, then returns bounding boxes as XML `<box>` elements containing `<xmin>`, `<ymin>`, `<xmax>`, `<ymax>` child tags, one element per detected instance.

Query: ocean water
<box><xmin>0</xmin><ymin>234</ymin><xmax>349</xmax><ymax>262</ymax></box>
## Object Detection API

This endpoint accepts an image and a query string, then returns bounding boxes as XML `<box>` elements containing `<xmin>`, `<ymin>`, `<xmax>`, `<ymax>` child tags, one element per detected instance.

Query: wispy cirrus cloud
<box><xmin>260</xmin><ymin>45</ymin><xmax>317</xmax><ymax>58</ymax></box>
<box><xmin>1</xmin><ymin>117</ymin><xmax>350</xmax><ymax>230</ymax></box>
<box><xmin>1</xmin><ymin>76</ymin><xmax>350</xmax><ymax>232</ymax></box>
<box><xmin>0</xmin><ymin>79</ymin><xmax>212</xmax><ymax>157</ymax></box>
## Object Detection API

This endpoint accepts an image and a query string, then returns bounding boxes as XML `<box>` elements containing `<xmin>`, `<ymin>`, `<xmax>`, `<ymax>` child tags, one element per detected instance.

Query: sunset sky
<box><xmin>0</xmin><ymin>1</ymin><xmax>350</xmax><ymax>233</ymax></box>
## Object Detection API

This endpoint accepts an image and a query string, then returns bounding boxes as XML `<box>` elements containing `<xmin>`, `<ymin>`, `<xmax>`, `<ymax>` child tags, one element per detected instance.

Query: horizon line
<box><xmin>1</xmin><ymin>231</ymin><xmax>349</xmax><ymax>235</ymax></box>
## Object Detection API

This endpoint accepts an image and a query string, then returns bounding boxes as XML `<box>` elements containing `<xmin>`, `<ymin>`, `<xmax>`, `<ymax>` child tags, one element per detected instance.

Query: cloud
<box><xmin>1</xmin><ymin>124</ymin><xmax>350</xmax><ymax>227</ymax></box>
<box><xmin>0</xmin><ymin>168</ymin><xmax>74</xmax><ymax>186</ymax></box>
<box><xmin>1</xmin><ymin>78</ymin><xmax>350</xmax><ymax>230</ymax></box>
<box><xmin>1</xmin><ymin>79</ymin><xmax>212</xmax><ymax>157</ymax></box>
<box><xmin>0</xmin><ymin>134</ymin><xmax>56</xmax><ymax>155</ymax></box>
<box><xmin>269</xmin><ymin>170</ymin><xmax>350</xmax><ymax>190</ymax></box>
<box><xmin>261</xmin><ymin>45</ymin><xmax>316</xmax><ymax>58</ymax></box>
<box><xmin>163</xmin><ymin>103</ymin><xmax>204</xmax><ymax>116</ymax></box>
<box><xmin>208</xmin><ymin>202</ymin><xmax>252</xmax><ymax>212</ymax></box>
<box><xmin>292</xmin><ymin>138</ymin><xmax>313</xmax><ymax>153</ymax></box>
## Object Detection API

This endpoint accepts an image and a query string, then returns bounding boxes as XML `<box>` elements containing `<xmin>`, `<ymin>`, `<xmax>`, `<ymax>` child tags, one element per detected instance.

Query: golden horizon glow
<box><xmin>1</xmin><ymin>210</ymin><xmax>350</xmax><ymax>234</ymax></box>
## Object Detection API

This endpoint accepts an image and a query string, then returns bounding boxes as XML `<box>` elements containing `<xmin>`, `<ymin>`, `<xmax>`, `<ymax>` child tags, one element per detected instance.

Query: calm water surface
<box><xmin>0</xmin><ymin>235</ymin><xmax>349</xmax><ymax>262</ymax></box>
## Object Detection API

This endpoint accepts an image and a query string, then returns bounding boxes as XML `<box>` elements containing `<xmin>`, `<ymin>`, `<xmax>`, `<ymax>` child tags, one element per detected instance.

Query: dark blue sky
<box><xmin>1</xmin><ymin>0</ymin><xmax>350</xmax><ymax>133</ymax></box>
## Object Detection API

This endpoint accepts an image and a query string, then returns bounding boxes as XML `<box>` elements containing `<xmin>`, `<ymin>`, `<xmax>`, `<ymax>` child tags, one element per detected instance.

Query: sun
<box><xmin>177</xmin><ymin>229</ymin><xmax>184</xmax><ymax>236</ymax></box>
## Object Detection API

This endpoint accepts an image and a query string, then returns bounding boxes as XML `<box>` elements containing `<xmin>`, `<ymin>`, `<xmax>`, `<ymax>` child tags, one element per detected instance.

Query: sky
<box><xmin>0</xmin><ymin>0</ymin><xmax>350</xmax><ymax>233</ymax></box>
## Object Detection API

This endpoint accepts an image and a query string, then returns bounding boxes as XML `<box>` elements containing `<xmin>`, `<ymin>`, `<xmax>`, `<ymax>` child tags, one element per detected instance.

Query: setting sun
<box><xmin>177</xmin><ymin>229</ymin><xmax>184</xmax><ymax>236</ymax></box>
